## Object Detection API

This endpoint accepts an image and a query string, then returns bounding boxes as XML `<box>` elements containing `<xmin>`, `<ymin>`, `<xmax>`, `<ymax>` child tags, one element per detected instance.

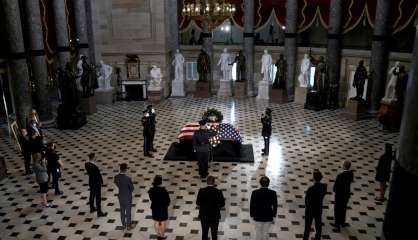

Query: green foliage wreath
<box><xmin>202</xmin><ymin>108</ymin><xmax>223</xmax><ymax>123</ymax></box>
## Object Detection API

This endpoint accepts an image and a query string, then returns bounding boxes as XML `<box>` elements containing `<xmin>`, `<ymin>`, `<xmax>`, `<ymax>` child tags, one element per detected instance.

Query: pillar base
<box><xmin>171</xmin><ymin>80</ymin><xmax>185</xmax><ymax>97</ymax></box>
<box><xmin>56</xmin><ymin>104</ymin><xmax>87</xmax><ymax>130</ymax></box>
<box><xmin>305</xmin><ymin>90</ymin><xmax>327</xmax><ymax>111</ymax></box>
<box><xmin>295</xmin><ymin>87</ymin><xmax>307</xmax><ymax>105</ymax></box>
<box><xmin>80</xmin><ymin>96</ymin><xmax>97</xmax><ymax>115</ymax></box>
<box><xmin>341</xmin><ymin>99</ymin><xmax>368</xmax><ymax>120</ymax></box>
<box><xmin>256</xmin><ymin>81</ymin><xmax>270</xmax><ymax>100</ymax></box>
<box><xmin>148</xmin><ymin>89</ymin><xmax>163</xmax><ymax>103</ymax></box>
<box><xmin>378</xmin><ymin>101</ymin><xmax>402</xmax><ymax>132</ymax></box>
<box><xmin>194</xmin><ymin>81</ymin><xmax>211</xmax><ymax>98</ymax></box>
<box><xmin>95</xmin><ymin>88</ymin><xmax>115</xmax><ymax>105</ymax></box>
<box><xmin>234</xmin><ymin>81</ymin><xmax>247</xmax><ymax>99</ymax></box>
<box><xmin>271</xmin><ymin>88</ymin><xmax>288</xmax><ymax>104</ymax></box>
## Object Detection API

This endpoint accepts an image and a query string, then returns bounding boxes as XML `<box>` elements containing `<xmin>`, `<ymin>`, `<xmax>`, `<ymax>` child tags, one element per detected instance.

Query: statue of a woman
<box><xmin>261</xmin><ymin>50</ymin><xmax>272</xmax><ymax>82</ymax></box>
<box><xmin>172</xmin><ymin>49</ymin><xmax>185</xmax><ymax>82</ymax></box>
<box><xmin>298</xmin><ymin>54</ymin><xmax>311</xmax><ymax>87</ymax></box>
<box><xmin>97</xmin><ymin>60</ymin><xmax>113</xmax><ymax>90</ymax></box>
<box><xmin>382</xmin><ymin>61</ymin><xmax>400</xmax><ymax>103</ymax></box>
<box><xmin>217</xmin><ymin>48</ymin><xmax>232</xmax><ymax>81</ymax></box>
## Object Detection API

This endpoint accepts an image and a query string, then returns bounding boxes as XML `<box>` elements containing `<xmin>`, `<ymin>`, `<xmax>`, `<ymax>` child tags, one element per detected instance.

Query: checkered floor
<box><xmin>0</xmin><ymin>97</ymin><xmax>399</xmax><ymax>240</ymax></box>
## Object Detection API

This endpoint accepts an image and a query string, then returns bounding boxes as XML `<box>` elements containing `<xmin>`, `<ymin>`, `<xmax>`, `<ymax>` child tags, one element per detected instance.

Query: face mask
<box><xmin>145</xmin><ymin>113</ymin><xmax>150</xmax><ymax>117</ymax></box>
<box><xmin>151</xmin><ymin>109</ymin><xmax>155</xmax><ymax>114</ymax></box>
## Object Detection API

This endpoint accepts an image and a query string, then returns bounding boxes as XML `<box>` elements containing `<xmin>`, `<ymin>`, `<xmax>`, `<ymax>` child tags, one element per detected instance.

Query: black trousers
<box><xmin>303</xmin><ymin>212</ymin><xmax>322</xmax><ymax>240</ymax></box>
<box><xmin>51</xmin><ymin>169</ymin><xmax>61</xmax><ymax>194</ymax></box>
<box><xmin>150</xmin><ymin>129</ymin><xmax>155</xmax><ymax>150</ymax></box>
<box><xmin>196</xmin><ymin>151</ymin><xmax>209</xmax><ymax>177</ymax></box>
<box><xmin>201</xmin><ymin>220</ymin><xmax>219</xmax><ymax>240</ymax></box>
<box><xmin>22</xmin><ymin>152</ymin><xmax>31</xmax><ymax>174</ymax></box>
<box><xmin>334</xmin><ymin>195</ymin><xmax>350</xmax><ymax>226</ymax></box>
<box><xmin>89</xmin><ymin>187</ymin><xmax>102</xmax><ymax>213</ymax></box>
<box><xmin>143</xmin><ymin>134</ymin><xmax>151</xmax><ymax>154</ymax></box>
<box><xmin>263</xmin><ymin>136</ymin><xmax>270</xmax><ymax>155</ymax></box>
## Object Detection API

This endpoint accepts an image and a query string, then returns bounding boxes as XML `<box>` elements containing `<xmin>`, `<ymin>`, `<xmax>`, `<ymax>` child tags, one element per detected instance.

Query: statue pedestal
<box><xmin>271</xmin><ymin>89</ymin><xmax>288</xmax><ymax>103</ymax></box>
<box><xmin>295</xmin><ymin>87</ymin><xmax>307</xmax><ymax>105</ymax></box>
<box><xmin>148</xmin><ymin>89</ymin><xmax>163</xmax><ymax>103</ymax></box>
<box><xmin>305</xmin><ymin>90</ymin><xmax>327</xmax><ymax>111</ymax></box>
<box><xmin>256</xmin><ymin>81</ymin><xmax>270</xmax><ymax>100</ymax></box>
<box><xmin>217</xmin><ymin>80</ymin><xmax>232</xmax><ymax>97</ymax></box>
<box><xmin>80</xmin><ymin>96</ymin><xmax>97</xmax><ymax>114</ymax></box>
<box><xmin>171</xmin><ymin>80</ymin><xmax>185</xmax><ymax>97</ymax></box>
<box><xmin>234</xmin><ymin>81</ymin><xmax>247</xmax><ymax>98</ymax></box>
<box><xmin>95</xmin><ymin>88</ymin><xmax>114</xmax><ymax>104</ymax></box>
<box><xmin>378</xmin><ymin>101</ymin><xmax>401</xmax><ymax>131</ymax></box>
<box><xmin>194</xmin><ymin>81</ymin><xmax>211</xmax><ymax>98</ymax></box>
<box><xmin>342</xmin><ymin>99</ymin><xmax>368</xmax><ymax>120</ymax></box>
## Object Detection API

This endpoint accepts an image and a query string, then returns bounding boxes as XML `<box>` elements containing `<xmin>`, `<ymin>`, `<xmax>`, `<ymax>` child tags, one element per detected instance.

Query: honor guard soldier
<box><xmin>192</xmin><ymin>120</ymin><xmax>214</xmax><ymax>178</ymax></box>
<box><xmin>142</xmin><ymin>110</ymin><xmax>153</xmax><ymax>157</ymax></box>
<box><xmin>261</xmin><ymin>108</ymin><xmax>272</xmax><ymax>156</ymax></box>
<box><xmin>146</xmin><ymin>105</ymin><xmax>157</xmax><ymax>152</ymax></box>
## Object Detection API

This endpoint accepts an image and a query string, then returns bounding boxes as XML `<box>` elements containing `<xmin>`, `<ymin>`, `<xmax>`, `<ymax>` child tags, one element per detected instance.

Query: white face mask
<box><xmin>151</xmin><ymin>109</ymin><xmax>155</xmax><ymax>114</ymax></box>
<box><xmin>144</xmin><ymin>113</ymin><xmax>150</xmax><ymax>117</ymax></box>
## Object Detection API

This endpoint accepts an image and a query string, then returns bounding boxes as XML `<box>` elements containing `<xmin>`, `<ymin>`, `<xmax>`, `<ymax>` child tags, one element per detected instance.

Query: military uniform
<box><xmin>192</xmin><ymin>128</ymin><xmax>213</xmax><ymax>178</ymax></box>
<box><xmin>147</xmin><ymin>106</ymin><xmax>157</xmax><ymax>152</ymax></box>
<box><xmin>142</xmin><ymin>113</ymin><xmax>153</xmax><ymax>157</ymax></box>
<box><xmin>261</xmin><ymin>109</ymin><xmax>272</xmax><ymax>156</ymax></box>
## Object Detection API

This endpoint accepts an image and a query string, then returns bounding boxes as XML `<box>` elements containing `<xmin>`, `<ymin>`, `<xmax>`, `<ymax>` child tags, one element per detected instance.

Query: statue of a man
<box><xmin>149</xmin><ymin>65</ymin><xmax>162</xmax><ymax>90</ymax></box>
<box><xmin>298</xmin><ymin>54</ymin><xmax>311</xmax><ymax>88</ymax></box>
<box><xmin>197</xmin><ymin>49</ymin><xmax>211</xmax><ymax>82</ymax></box>
<box><xmin>261</xmin><ymin>50</ymin><xmax>272</xmax><ymax>82</ymax></box>
<box><xmin>352</xmin><ymin>60</ymin><xmax>368</xmax><ymax>100</ymax></box>
<box><xmin>76</xmin><ymin>55</ymin><xmax>84</xmax><ymax>91</ymax></box>
<box><xmin>58</xmin><ymin>62</ymin><xmax>79</xmax><ymax>110</ymax></box>
<box><xmin>230</xmin><ymin>50</ymin><xmax>246</xmax><ymax>81</ymax></box>
<box><xmin>97</xmin><ymin>60</ymin><xmax>113</xmax><ymax>90</ymax></box>
<box><xmin>382</xmin><ymin>61</ymin><xmax>400</xmax><ymax>103</ymax></box>
<box><xmin>314</xmin><ymin>56</ymin><xmax>326</xmax><ymax>91</ymax></box>
<box><xmin>172</xmin><ymin>49</ymin><xmax>185</xmax><ymax>82</ymax></box>
<box><xmin>273</xmin><ymin>54</ymin><xmax>286</xmax><ymax>89</ymax></box>
<box><xmin>217</xmin><ymin>48</ymin><xmax>232</xmax><ymax>81</ymax></box>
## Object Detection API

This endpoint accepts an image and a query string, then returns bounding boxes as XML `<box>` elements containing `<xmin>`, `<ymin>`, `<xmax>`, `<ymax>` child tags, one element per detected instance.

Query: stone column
<box><xmin>85</xmin><ymin>0</ymin><xmax>101</xmax><ymax>64</ymax></box>
<box><xmin>168</xmin><ymin>0</ymin><xmax>180</xmax><ymax>53</ymax></box>
<box><xmin>284</xmin><ymin>0</ymin><xmax>298</xmax><ymax>101</ymax></box>
<box><xmin>202</xmin><ymin>22</ymin><xmax>213</xmax><ymax>91</ymax></box>
<box><xmin>1</xmin><ymin>0</ymin><xmax>32</xmax><ymax>128</ymax></box>
<box><xmin>368</xmin><ymin>0</ymin><xmax>391</xmax><ymax>112</ymax></box>
<box><xmin>326</xmin><ymin>0</ymin><xmax>343</xmax><ymax>109</ymax></box>
<box><xmin>52</xmin><ymin>0</ymin><xmax>70</xmax><ymax>67</ymax></box>
<box><xmin>243</xmin><ymin>0</ymin><xmax>255</xmax><ymax>96</ymax></box>
<box><xmin>73</xmin><ymin>0</ymin><xmax>90</xmax><ymax>58</ymax></box>
<box><xmin>383</xmin><ymin>26</ymin><xmax>418</xmax><ymax>240</ymax></box>
<box><xmin>22</xmin><ymin>0</ymin><xmax>52</xmax><ymax>120</ymax></box>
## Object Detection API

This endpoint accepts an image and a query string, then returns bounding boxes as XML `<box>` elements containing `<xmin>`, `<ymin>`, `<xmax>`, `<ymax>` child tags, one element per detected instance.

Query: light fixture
<box><xmin>182</xmin><ymin>0</ymin><xmax>236</xmax><ymax>31</ymax></box>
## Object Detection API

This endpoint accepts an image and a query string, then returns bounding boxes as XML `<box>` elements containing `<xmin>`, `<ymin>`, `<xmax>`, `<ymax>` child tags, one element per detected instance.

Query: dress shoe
<box><xmin>341</xmin><ymin>223</ymin><xmax>349</xmax><ymax>227</ymax></box>
<box><xmin>90</xmin><ymin>208</ymin><xmax>97</xmax><ymax>213</ymax></box>
<box><xmin>144</xmin><ymin>153</ymin><xmax>154</xmax><ymax>157</ymax></box>
<box><xmin>151</xmin><ymin>148</ymin><xmax>157</xmax><ymax>152</ymax></box>
<box><xmin>127</xmin><ymin>224</ymin><xmax>135</xmax><ymax>231</ymax></box>
<box><xmin>55</xmin><ymin>191</ymin><xmax>64</xmax><ymax>195</ymax></box>
<box><xmin>97</xmin><ymin>212</ymin><xmax>107</xmax><ymax>217</ymax></box>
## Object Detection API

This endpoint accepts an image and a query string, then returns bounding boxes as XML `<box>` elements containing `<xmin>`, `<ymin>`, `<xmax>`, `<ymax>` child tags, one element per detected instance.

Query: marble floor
<box><xmin>0</xmin><ymin>97</ymin><xmax>398</xmax><ymax>240</ymax></box>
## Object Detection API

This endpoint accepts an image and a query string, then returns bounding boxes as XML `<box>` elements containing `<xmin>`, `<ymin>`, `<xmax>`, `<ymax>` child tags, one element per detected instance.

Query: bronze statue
<box><xmin>273</xmin><ymin>54</ymin><xmax>286</xmax><ymax>89</ymax></box>
<box><xmin>197</xmin><ymin>49</ymin><xmax>211</xmax><ymax>82</ymax></box>
<box><xmin>230</xmin><ymin>50</ymin><xmax>246</xmax><ymax>82</ymax></box>
<box><xmin>352</xmin><ymin>60</ymin><xmax>368</xmax><ymax>101</ymax></box>
<box><xmin>58</xmin><ymin>63</ymin><xmax>79</xmax><ymax>109</ymax></box>
<box><xmin>80</xmin><ymin>56</ymin><xmax>98</xmax><ymax>97</ymax></box>
<box><xmin>313</xmin><ymin>56</ymin><xmax>327</xmax><ymax>91</ymax></box>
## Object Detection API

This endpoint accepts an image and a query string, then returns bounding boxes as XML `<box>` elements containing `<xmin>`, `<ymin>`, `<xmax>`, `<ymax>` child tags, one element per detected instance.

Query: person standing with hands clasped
<box><xmin>250</xmin><ymin>176</ymin><xmax>278</xmax><ymax>240</ymax></box>
<box><xmin>85</xmin><ymin>153</ymin><xmax>107</xmax><ymax>217</ymax></box>
<box><xmin>114</xmin><ymin>163</ymin><xmax>134</xmax><ymax>230</ymax></box>
<box><xmin>147</xmin><ymin>105</ymin><xmax>157</xmax><ymax>152</ymax></box>
<box><xmin>148</xmin><ymin>175</ymin><xmax>170</xmax><ymax>240</ymax></box>
<box><xmin>142</xmin><ymin>110</ymin><xmax>154</xmax><ymax>157</ymax></box>
<box><xmin>192</xmin><ymin>120</ymin><xmax>214</xmax><ymax>178</ymax></box>
<box><xmin>261</xmin><ymin>108</ymin><xmax>272</xmax><ymax>156</ymax></box>
<box><xmin>196</xmin><ymin>176</ymin><xmax>225</xmax><ymax>240</ymax></box>
<box><xmin>375</xmin><ymin>143</ymin><xmax>395</xmax><ymax>202</ymax></box>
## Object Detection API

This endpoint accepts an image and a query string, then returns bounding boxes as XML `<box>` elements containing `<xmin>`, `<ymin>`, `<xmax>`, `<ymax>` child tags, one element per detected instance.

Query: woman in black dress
<box><xmin>375</xmin><ymin>143</ymin><xmax>395</xmax><ymax>201</ymax></box>
<box><xmin>148</xmin><ymin>175</ymin><xmax>170</xmax><ymax>240</ymax></box>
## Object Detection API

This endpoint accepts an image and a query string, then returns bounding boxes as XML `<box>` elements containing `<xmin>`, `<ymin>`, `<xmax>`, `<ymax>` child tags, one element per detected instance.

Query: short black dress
<box><xmin>148</xmin><ymin>186</ymin><xmax>171</xmax><ymax>221</ymax></box>
<box><xmin>375</xmin><ymin>153</ymin><xmax>393</xmax><ymax>182</ymax></box>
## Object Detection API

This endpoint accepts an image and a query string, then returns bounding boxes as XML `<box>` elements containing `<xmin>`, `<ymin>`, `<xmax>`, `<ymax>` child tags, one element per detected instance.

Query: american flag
<box><xmin>177</xmin><ymin>122</ymin><xmax>242</xmax><ymax>142</ymax></box>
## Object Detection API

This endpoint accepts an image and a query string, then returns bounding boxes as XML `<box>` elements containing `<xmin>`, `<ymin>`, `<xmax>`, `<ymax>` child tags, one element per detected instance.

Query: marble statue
<box><xmin>231</xmin><ymin>50</ymin><xmax>246</xmax><ymax>81</ymax></box>
<box><xmin>96</xmin><ymin>60</ymin><xmax>113</xmax><ymax>90</ymax></box>
<box><xmin>352</xmin><ymin>60</ymin><xmax>368</xmax><ymax>101</ymax></box>
<box><xmin>76</xmin><ymin>55</ymin><xmax>84</xmax><ymax>91</ymax></box>
<box><xmin>273</xmin><ymin>54</ymin><xmax>286</xmax><ymax>89</ymax></box>
<box><xmin>382</xmin><ymin>61</ymin><xmax>400</xmax><ymax>103</ymax></box>
<box><xmin>261</xmin><ymin>49</ymin><xmax>272</xmax><ymax>82</ymax></box>
<box><xmin>149</xmin><ymin>65</ymin><xmax>162</xmax><ymax>91</ymax></box>
<box><xmin>217</xmin><ymin>48</ymin><xmax>232</xmax><ymax>81</ymax></box>
<box><xmin>197</xmin><ymin>49</ymin><xmax>211</xmax><ymax>82</ymax></box>
<box><xmin>298</xmin><ymin>54</ymin><xmax>311</xmax><ymax>88</ymax></box>
<box><xmin>172</xmin><ymin>49</ymin><xmax>185</xmax><ymax>82</ymax></box>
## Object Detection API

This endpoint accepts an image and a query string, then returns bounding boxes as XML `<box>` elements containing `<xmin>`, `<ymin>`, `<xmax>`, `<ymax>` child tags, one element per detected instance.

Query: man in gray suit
<box><xmin>114</xmin><ymin>163</ymin><xmax>134</xmax><ymax>230</ymax></box>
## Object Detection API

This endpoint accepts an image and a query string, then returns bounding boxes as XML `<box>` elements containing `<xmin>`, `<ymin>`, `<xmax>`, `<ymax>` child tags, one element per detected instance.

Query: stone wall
<box><xmin>180</xmin><ymin>45</ymin><xmax>412</xmax><ymax>107</ymax></box>
<box><xmin>95</xmin><ymin>0</ymin><xmax>170</xmax><ymax>96</ymax></box>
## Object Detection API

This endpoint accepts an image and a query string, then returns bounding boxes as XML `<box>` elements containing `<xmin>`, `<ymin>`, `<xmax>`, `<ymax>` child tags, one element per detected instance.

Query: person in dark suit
<box><xmin>114</xmin><ymin>163</ymin><xmax>134</xmax><ymax>230</ymax></box>
<box><xmin>303</xmin><ymin>170</ymin><xmax>327</xmax><ymax>240</ymax></box>
<box><xmin>147</xmin><ymin>105</ymin><xmax>157</xmax><ymax>152</ymax></box>
<box><xmin>142</xmin><ymin>110</ymin><xmax>153</xmax><ymax>157</ymax></box>
<box><xmin>19</xmin><ymin>129</ymin><xmax>32</xmax><ymax>175</ymax></box>
<box><xmin>332</xmin><ymin>160</ymin><xmax>354</xmax><ymax>231</ymax></box>
<box><xmin>375</xmin><ymin>143</ymin><xmax>395</xmax><ymax>201</ymax></box>
<box><xmin>45</xmin><ymin>142</ymin><xmax>64</xmax><ymax>195</ymax></box>
<box><xmin>250</xmin><ymin>176</ymin><xmax>278</xmax><ymax>240</ymax></box>
<box><xmin>261</xmin><ymin>108</ymin><xmax>272</xmax><ymax>156</ymax></box>
<box><xmin>196</xmin><ymin>176</ymin><xmax>225</xmax><ymax>240</ymax></box>
<box><xmin>192</xmin><ymin>120</ymin><xmax>214</xmax><ymax>178</ymax></box>
<box><xmin>84</xmin><ymin>153</ymin><xmax>107</xmax><ymax>217</ymax></box>
<box><xmin>27</xmin><ymin>119</ymin><xmax>45</xmax><ymax>153</ymax></box>
<box><xmin>148</xmin><ymin>175</ymin><xmax>171</xmax><ymax>240</ymax></box>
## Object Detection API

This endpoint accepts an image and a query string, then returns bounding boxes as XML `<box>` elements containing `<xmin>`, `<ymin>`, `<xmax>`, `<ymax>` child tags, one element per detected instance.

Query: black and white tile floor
<box><xmin>0</xmin><ymin>97</ymin><xmax>398</xmax><ymax>240</ymax></box>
